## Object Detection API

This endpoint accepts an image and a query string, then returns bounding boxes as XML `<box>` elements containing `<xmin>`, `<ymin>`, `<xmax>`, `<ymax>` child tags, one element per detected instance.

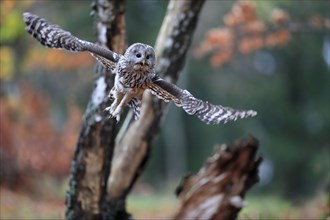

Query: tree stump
<box><xmin>175</xmin><ymin>135</ymin><xmax>262</xmax><ymax>220</ymax></box>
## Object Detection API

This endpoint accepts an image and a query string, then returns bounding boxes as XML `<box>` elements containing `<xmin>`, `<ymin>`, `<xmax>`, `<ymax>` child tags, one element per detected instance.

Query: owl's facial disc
<box><xmin>126</xmin><ymin>43</ymin><xmax>155</xmax><ymax>70</ymax></box>
<box><xmin>134</xmin><ymin>50</ymin><xmax>154</xmax><ymax>68</ymax></box>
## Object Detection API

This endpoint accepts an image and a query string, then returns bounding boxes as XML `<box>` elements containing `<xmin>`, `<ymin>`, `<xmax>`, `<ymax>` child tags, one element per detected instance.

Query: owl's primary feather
<box><xmin>23</xmin><ymin>12</ymin><xmax>257</xmax><ymax>125</ymax></box>
<box><xmin>23</xmin><ymin>12</ymin><xmax>121</xmax><ymax>63</ymax></box>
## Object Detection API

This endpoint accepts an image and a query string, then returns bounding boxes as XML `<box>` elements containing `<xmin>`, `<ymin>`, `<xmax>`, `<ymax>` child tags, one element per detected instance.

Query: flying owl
<box><xmin>22</xmin><ymin>12</ymin><xmax>257</xmax><ymax>124</ymax></box>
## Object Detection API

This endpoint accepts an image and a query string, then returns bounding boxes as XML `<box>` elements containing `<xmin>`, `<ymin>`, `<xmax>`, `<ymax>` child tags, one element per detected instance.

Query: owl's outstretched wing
<box><xmin>22</xmin><ymin>12</ymin><xmax>121</xmax><ymax>64</ymax></box>
<box><xmin>149</xmin><ymin>76</ymin><xmax>257</xmax><ymax>125</ymax></box>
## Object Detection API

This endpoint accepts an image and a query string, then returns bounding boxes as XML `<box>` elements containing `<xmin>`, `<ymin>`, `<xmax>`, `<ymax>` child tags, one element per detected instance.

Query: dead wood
<box><xmin>174</xmin><ymin>135</ymin><xmax>262</xmax><ymax>220</ymax></box>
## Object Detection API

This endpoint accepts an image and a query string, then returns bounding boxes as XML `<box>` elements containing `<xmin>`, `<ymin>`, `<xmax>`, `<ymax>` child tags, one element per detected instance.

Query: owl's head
<box><xmin>124</xmin><ymin>43</ymin><xmax>156</xmax><ymax>70</ymax></box>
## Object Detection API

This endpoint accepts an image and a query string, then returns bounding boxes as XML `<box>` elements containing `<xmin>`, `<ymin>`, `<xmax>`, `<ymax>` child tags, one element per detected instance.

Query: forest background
<box><xmin>0</xmin><ymin>0</ymin><xmax>329</xmax><ymax>219</ymax></box>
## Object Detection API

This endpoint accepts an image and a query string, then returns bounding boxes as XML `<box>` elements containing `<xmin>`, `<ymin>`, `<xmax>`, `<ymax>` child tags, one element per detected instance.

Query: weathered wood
<box><xmin>65</xmin><ymin>1</ymin><xmax>125</xmax><ymax>219</ymax></box>
<box><xmin>105</xmin><ymin>1</ymin><xmax>206</xmax><ymax>217</ymax></box>
<box><xmin>174</xmin><ymin>135</ymin><xmax>262</xmax><ymax>220</ymax></box>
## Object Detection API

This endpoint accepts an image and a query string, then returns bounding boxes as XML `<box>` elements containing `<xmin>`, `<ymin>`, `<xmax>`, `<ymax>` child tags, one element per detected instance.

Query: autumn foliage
<box><xmin>194</xmin><ymin>1</ymin><xmax>329</xmax><ymax>67</ymax></box>
<box><xmin>0</xmin><ymin>0</ymin><xmax>95</xmax><ymax>191</ymax></box>
<box><xmin>0</xmin><ymin>83</ymin><xmax>82</xmax><ymax>189</ymax></box>
<box><xmin>23</xmin><ymin>49</ymin><xmax>94</xmax><ymax>72</ymax></box>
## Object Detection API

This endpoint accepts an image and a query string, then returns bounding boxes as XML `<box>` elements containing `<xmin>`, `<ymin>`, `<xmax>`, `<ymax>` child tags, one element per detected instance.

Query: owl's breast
<box><xmin>117</xmin><ymin>69</ymin><xmax>151</xmax><ymax>89</ymax></box>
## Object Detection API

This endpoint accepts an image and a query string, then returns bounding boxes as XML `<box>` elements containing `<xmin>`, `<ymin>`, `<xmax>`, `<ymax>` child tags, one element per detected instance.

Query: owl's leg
<box><xmin>105</xmin><ymin>89</ymin><xmax>124</xmax><ymax>120</ymax></box>
<box><xmin>111</xmin><ymin>93</ymin><xmax>135</xmax><ymax>121</ymax></box>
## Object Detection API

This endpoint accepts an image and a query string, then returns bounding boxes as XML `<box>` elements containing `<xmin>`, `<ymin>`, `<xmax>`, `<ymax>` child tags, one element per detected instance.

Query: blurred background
<box><xmin>0</xmin><ymin>0</ymin><xmax>329</xmax><ymax>219</ymax></box>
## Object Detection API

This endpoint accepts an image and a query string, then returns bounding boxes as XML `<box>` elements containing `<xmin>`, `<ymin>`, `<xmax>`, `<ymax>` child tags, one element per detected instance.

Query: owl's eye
<box><xmin>136</xmin><ymin>53</ymin><xmax>142</xmax><ymax>58</ymax></box>
<box><xmin>146</xmin><ymin>54</ymin><xmax>150</xmax><ymax>60</ymax></box>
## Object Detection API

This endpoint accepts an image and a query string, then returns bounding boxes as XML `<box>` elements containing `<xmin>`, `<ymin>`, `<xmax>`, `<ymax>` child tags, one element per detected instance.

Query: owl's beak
<box><xmin>140</xmin><ymin>60</ymin><xmax>146</xmax><ymax>66</ymax></box>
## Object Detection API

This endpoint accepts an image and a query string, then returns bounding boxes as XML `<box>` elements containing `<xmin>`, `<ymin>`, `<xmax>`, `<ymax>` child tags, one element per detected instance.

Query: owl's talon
<box><xmin>112</xmin><ymin>107</ymin><xmax>123</xmax><ymax>120</ymax></box>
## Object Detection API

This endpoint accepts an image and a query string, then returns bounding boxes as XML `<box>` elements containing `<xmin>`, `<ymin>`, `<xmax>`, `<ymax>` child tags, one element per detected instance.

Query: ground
<box><xmin>0</xmin><ymin>184</ymin><xmax>328</xmax><ymax>219</ymax></box>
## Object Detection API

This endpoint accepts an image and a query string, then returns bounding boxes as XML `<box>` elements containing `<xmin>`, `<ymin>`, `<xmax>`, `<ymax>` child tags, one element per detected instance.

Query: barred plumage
<box><xmin>180</xmin><ymin>91</ymin><xmax>257</xmax><ymax>124</ymax></box>
<box><xmin>23</xmin><ymin>12</ymin><xmax>257</xmax><ymax>125</ymax></box>
<box><xmin>127</xmin><ymin>97</ymin><xmax>142</xmax><ymax>119</ymax></box>
<box><xmin>23</xmin><ymin>12</ymin><xmax>121</xmax><ymax>62</ymax></box>
<box><xmin>23</xmin><ymin>12</ymin><xmax>84</xmax><ymax>51</ymax></box>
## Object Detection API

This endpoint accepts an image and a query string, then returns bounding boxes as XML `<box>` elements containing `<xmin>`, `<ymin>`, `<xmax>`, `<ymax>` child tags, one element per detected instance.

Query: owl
<box><xmin>23</xmin><ymin>12</ymin><xmax>257</xmax><ymax>124</ymax></box>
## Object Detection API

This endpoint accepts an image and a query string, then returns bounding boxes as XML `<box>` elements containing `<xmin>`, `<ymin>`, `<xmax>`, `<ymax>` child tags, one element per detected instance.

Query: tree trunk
<box><xmin>174</xmin><ymin>135</ymin><xmax>262</xmax><ymax>220</ymax></box>
<box><xmin>65</xmin><ymin>1</ymin><xmax>125</xmax><ymax>219</ymax></box>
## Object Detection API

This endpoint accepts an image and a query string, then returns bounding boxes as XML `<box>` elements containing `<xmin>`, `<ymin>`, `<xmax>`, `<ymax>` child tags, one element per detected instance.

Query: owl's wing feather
<box><xmin>149</xmin><ymin>76</ymin><xmax>257</xmax><ymax>125</ymax></box>
<box><xmin>180</xmin><ymin>91</ymin><xmax>257</xmax><ymax>124</ymax></box>
<box><xmin>91</xmin><ymin>53</ymin><xmax>116</xmax><ymax>71</ymax></box>
<box><xmin>22</xmin><ymin>12</ymin><xmax>120</xmax><ymax>63</ymax></box>
<box><xmin>149</xmin><ymin>76</ymin><xmax>183</xmax><ymax>107</ymax></box>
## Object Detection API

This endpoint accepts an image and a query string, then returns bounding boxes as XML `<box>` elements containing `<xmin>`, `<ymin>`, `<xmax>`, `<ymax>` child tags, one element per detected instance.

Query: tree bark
<box><xmin>65</xmin><ymin>1</ymin><xmax>125</xmax><ymax>220</ymax></box>
<box><xmin>174</xmin><ymin>135</ymin><xmax>262</xmax><ymax>220</ymax></box>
